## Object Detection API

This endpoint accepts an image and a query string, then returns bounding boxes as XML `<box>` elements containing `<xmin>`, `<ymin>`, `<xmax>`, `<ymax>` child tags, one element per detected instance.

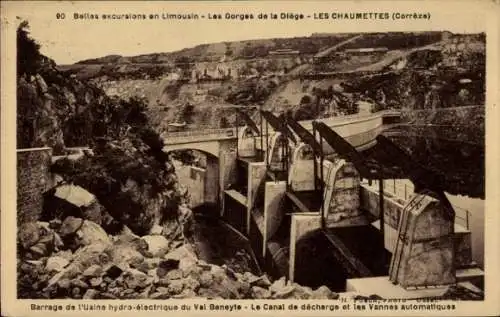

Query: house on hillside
<box><xmin>192</xmin><ymin>63</ymin><xmax>232</xmax><ymax>82</ymax></box>
<box><xmin>313</xmin><ymin>34</ymin><xmax>366</xmax><ymax>64</ymax></box>
<box><xmin>268</xmin><ymin>48</ymin><xmax>300</xmax><ymax>58</ymax></box>
<box><xmin>343</xmin><ymin>47</ymin><xmax>389</xmax><ymax>55</ymax></box>
<box><xmin>314</xmin><ymin>47</ymin><xmax>389</xmax><ymax>65</ymax></box>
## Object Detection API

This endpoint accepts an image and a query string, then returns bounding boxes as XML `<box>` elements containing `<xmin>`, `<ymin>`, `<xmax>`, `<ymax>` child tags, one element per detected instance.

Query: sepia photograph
<box><xmin>2</xmin><ymin>1</ymin><xmax>499</xmax><ymax>315</ymax></box>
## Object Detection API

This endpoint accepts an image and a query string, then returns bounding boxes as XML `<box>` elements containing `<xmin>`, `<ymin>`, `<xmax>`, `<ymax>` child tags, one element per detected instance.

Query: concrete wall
<box><xmin>263</xmin><ymin>181</ymin><xmax>287</xmax><ymax>257</ymax></box>
<box><xmin>17</xmin><ymin>148</ymin><xmax>53</xmax><ymax>225</ymax></box>
<box><xmin>188</xmin><ymin>166</ymin><xmax>206</xmax><ymax>208</ymax></box>
<box><xmin>247</xmin><ymin>162</ymin><xmax>267</xmax><ymax>234</ymax></box>
<box><xmin>289</xmin><ymin>143</ymin><xmax>315</xmax><ymax>191</ymax></box>
<box><xmin>219</xmin><ymin>151</ymin><xmax>237</xmax><ymax>216</ymax></box>
<box><xmin>289</xmin><ymin>213</ymin><xmax>322</xmax><ymax>282</ymax></box>
<box><xmin>364</xmin><ymin>185</ymin><xmax>473</xmax><ymax>269</ymax></box>
<box><xmin>204</xmin><ymin>156</ymin><xmax>219</xmax><ymax>205</ymax></box>
<box><xmin>324</xmin><ymin>160</ymin><xmax>362</xmax><ymax>223</ymax></box>
<box><xmin>390</xmin><ymin>196</ymin><xmax>455</xmax><ymax>288</ymax></box>
<box><xmin>289</xmin><ymin>160</ymin><xmax>315</xmax><ymax>191</ymax></box>
<box><xmin>173</xmin><ymin>161</ymin><xmax>206</xmax><ymax>208</ymax></box>
<box><xmin>360</xmin><ymin>184</ymin><xmax>405</xmax><ymax>229</ymax></box>
<box><xmin>237</xmin><ymin>126</ymin><xmax>257</xmax><ymax>158</ymax></box>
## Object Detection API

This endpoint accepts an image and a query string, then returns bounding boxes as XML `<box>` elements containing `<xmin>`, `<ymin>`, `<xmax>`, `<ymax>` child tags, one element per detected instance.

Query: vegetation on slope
<box><xmin>17</xmin><ymin>21</ymin><xmax>186</xmax><ymax>235</ymax></box>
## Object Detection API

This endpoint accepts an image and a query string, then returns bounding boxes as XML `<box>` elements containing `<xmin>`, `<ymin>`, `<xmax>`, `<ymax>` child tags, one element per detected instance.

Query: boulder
<box><xmin>311</xmin><ymin>285</ymin><xmax>339</xmax><ymax>299</ymax></box>
<box><xmin>147</xmin><ymin>267</ymin><xmax>157</xmax><ymax>277</ymax></box>
<box><xmin>197</xmin><ymin>259</ymin><xmax>212</xmax><ymax>270</ymax></box>
<box><xmin>182</xmin><ymin>276</ymin><xmax>200</xmax><ymax>292</ymax></box>
<box><xmin>114</xmin><ymin>227</ymin><xmax>148</xmax><ymax>253</ymax></box>
<box><xmin>160</xmin><ymin>218</ymin><xmax>185</xmax><ymax>244</ymax></box>
<box><xmin>47</xmin><ymin>271</ymin><xmax>66</xmax><ymax>289</ymax></box>
<box><xmin>99</xmin><ymin>292</ymin><xmax>118</xmax><ymax>299</ymax></box>
<box><xmin>109</xmin><ymin>244</ymin><xmax>144</xmax><ymax>267</ymax></box>
<box><xmin>89</xmin><ymin>277</ymin><xmax>103</xmax><ymax>288</ymax></box>
<box><xmin>291</xmin><ymin>285</ymin><xmax>314</xmax><ymax>299</ymax></box>
<box><xmin>251</xmin><ymin>286</ymin><xmax>272</xmax><ymax>299</ymax></box>
<box><xmin>70</xmin><ymin>279</ymin><xmax>88</xmax><ymax>290</ymax></box>
<box><xmin>78</xmin><ymin>220</ymin><xmax>111</xmax><ymax>247</ymax></box>
<box><xmin>210</xmin><ymin>265</ymin><xmax>227</xmax><ymax>284</ymax></box>
<box><xmin>18</xmin><ymin>222</ymin><xmax>40</xmax><ymax>249</ymax></box>
<box><xmin>165</xmin><ymin>269</ymin><xmax>183</xmax><ymax>280</ymax></box>
<box><xmin>247</xmin><ymin>274</ymin><xmax>272</xmax><ymax>288</ymax></box>
<box><xmin>222</xmin><ymin>265</ymin><xmax>237</xmax><ymax>280</ymax></box>
<box><xmin>269</xmin><ymin>276</ymin><xmax>287</xmax><ymax>294</ymax></box>
<box><xmin>82</xmin><ymin>264</ymin><xmax>103</xmax><ymax>278</ymax></box>
<box><xmin>236</xmin><ymin>280</ymin><xmax>251</xmax><ymax>298</ymax></box>
<box><xmin>71</xmin><ymin>287</ymin><xmax>82</xmax><ymax>299</ymax></box>
<box><xmin>57</xmin><ymin>278</ymin><xmax>71</xmax><ymax>291</ymax></box>
<box><xmin>47</xmin><ymin>244</ymin><xmax>109</xmax><ymax>289</ymax></box>
<box><xmin>123</xmin><ymin>268</ymin><xmax>153</xmax><ymax>289</ymax></box>
<box><xmin>54</xmin><ymin>250</ymin><xmax>73</xmax><ymax>262</ymax></box>
<box><xmin>131</xmin><ymin>261</ymin><xmax>150</xmax><ymax>274</ymax></box>
<box><xmin>181</xmin><ymin>263</ymin><xmax>203</xmax><ymax>279</ymax></box>
<box><xmin>199</xmin><ymin>271</ymin><xmax>213</xmax><ymax>288</ymax></box>
<box><xmin>103</xmin><ymin>264</ymin><xmax>124</xmax><ymax>279</ymax></box>
<box><xmin>198</xmin><ymin>277</ymin><xmax>241</xmax><ymax>299</ymax></box>
<box><xmin>167</xmin><ymin>279</ymin><xmax>184</xmax><ymax>295</ymax></box>
<box><xmin>59</xmin><ymin>216</ymin><xmax>84</xmax><ymax>237</ymax></box>
<box><xmin>71</xmin><ymin>242</ymin><xmax>110</xmax><ymax>270</ymax></box>
<box><xmin>19</xmin><ymin>222</ymin><xmax>61</xmax><ymax>260</ymax></box>
<box><xmin>143</xmin><ymin>258</ymin><xmax>161</xmax><ymax>269</ymax></box>
<box><xmin>150</xmin><ymin>292</ymin><xmax>170</xmax><ymax>299</ymax></box>
<box><xmin>149</xmin><ymin>224</ymin><xmax>163</xmax><ymax>235</ymax></box>
<box><xmin>156</xmin><ymin>278</ymin><xmax>170</xmax><ymax>288</ymax></box>
<box><xmin>45</xmin><ymin>256</ymin><xmax>69</xmax><ymax>272</ymax></box>
<box><xmin>138</xmin><ymin>285</ymin><xmax>153</xmax><ymax>299</ymax></box>
<box><xmin>172</xmin><ymin>289</ymin><xmax>197</xmax><ymax>299</ymax></box>
<box><xmin>164</xmin><ymin>245</ymin><xmax>197</xmax><ymax>271</ymax></box>
<box><xmin>83</xmin><ymin>289</ymin><xmax>99</xmax><ymax>299</ymax></box>
<box><xmin>141</xmin><ymin>235</ymin><xmax>170</xmax><ymax>257</ymax></box>
<box><xmin>272</xmin><ymin>285</ymin><xmax>296</xmax><ymax>299</ymax></box>
<box><xmin>150</xmin><ymin>287</ymin><xmax>170</xmax><ymax>299</ymax></box>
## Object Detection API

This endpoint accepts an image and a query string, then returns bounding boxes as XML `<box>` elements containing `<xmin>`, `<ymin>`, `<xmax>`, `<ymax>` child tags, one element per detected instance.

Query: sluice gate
<box><xmin>210</xmin><ymin>109</ymin><xmax>480</xmax><ymax>294</ymax></box>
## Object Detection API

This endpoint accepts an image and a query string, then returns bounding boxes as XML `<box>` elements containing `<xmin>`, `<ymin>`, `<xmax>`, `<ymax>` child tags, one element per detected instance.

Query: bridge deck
<box><xmin>162</xmin><ymin>110</ymin><xmax>401</xmax><ymax>146</ymax></box>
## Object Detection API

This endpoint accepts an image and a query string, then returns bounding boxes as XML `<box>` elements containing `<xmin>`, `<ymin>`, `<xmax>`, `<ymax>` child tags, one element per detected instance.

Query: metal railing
<box><xmin>362</xmin><ymin>179</ymin><xmax>471</xmax><ymax>230</ymax></box>
<box><xmin>162</xmin><ymin>127</ymin><xmax>236</xmax><ymax>139</ymax></box>
<box><xmin>161</xmin><ymin>110</ymin><xmax>401</xmax><ymax>142</ymax></box>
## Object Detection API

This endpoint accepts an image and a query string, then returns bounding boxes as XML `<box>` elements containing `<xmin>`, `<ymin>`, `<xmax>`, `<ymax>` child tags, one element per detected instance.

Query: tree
<box><xmin>17</xmin><ymin>21</ymin><xmax>42</xmax><ymax>79</ymax></box>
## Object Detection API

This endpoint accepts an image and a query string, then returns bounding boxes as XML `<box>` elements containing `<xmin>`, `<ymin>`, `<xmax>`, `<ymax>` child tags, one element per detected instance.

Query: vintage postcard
<box><xmin>1</xmin><ymin>0</ymin><xmax>499</xmax><ymax>316</ymax></box>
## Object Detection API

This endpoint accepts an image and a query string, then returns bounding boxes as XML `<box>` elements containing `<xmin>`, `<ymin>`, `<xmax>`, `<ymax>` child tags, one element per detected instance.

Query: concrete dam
<box><xmin>162</xmin><ymin>110</ymin><xmax>483</xmax><ymax>298</ymax></box>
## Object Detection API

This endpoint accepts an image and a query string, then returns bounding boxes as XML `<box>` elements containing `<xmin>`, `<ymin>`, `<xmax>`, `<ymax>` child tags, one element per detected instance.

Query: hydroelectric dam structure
<box><xmin>161</xmin><ymin>109</ymin><xmax>483</xmax><ymax>298</ymax></box>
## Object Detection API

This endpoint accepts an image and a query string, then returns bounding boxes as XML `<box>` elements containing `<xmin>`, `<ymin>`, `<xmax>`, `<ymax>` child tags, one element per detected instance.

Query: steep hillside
<box><xmin>54</xmin><ymin>32</ymin><xmax>485</xmax><ymax>133</ymax></box>
<box><xmin>17</xmin><ymin>21</ymin><xmax>188</xmax><ymax>237</ymax></box>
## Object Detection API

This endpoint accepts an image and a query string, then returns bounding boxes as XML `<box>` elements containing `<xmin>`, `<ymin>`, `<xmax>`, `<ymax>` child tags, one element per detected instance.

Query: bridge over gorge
<box><xmin>161</xmin><ymin>110</ymin><xmax>401</xmax><ymax>208</ymax></box>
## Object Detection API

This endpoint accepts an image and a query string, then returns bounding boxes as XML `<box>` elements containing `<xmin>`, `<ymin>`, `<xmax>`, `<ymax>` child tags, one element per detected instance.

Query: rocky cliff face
<box><xmin>17</xmin><ymin>22</ymin><xmax>191</xmax><ymax>254</ymax></box>
<box><xmin>63</xmin><ymin>33</ymin><xmax>485</xmax><ymax>135</ymax></box>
